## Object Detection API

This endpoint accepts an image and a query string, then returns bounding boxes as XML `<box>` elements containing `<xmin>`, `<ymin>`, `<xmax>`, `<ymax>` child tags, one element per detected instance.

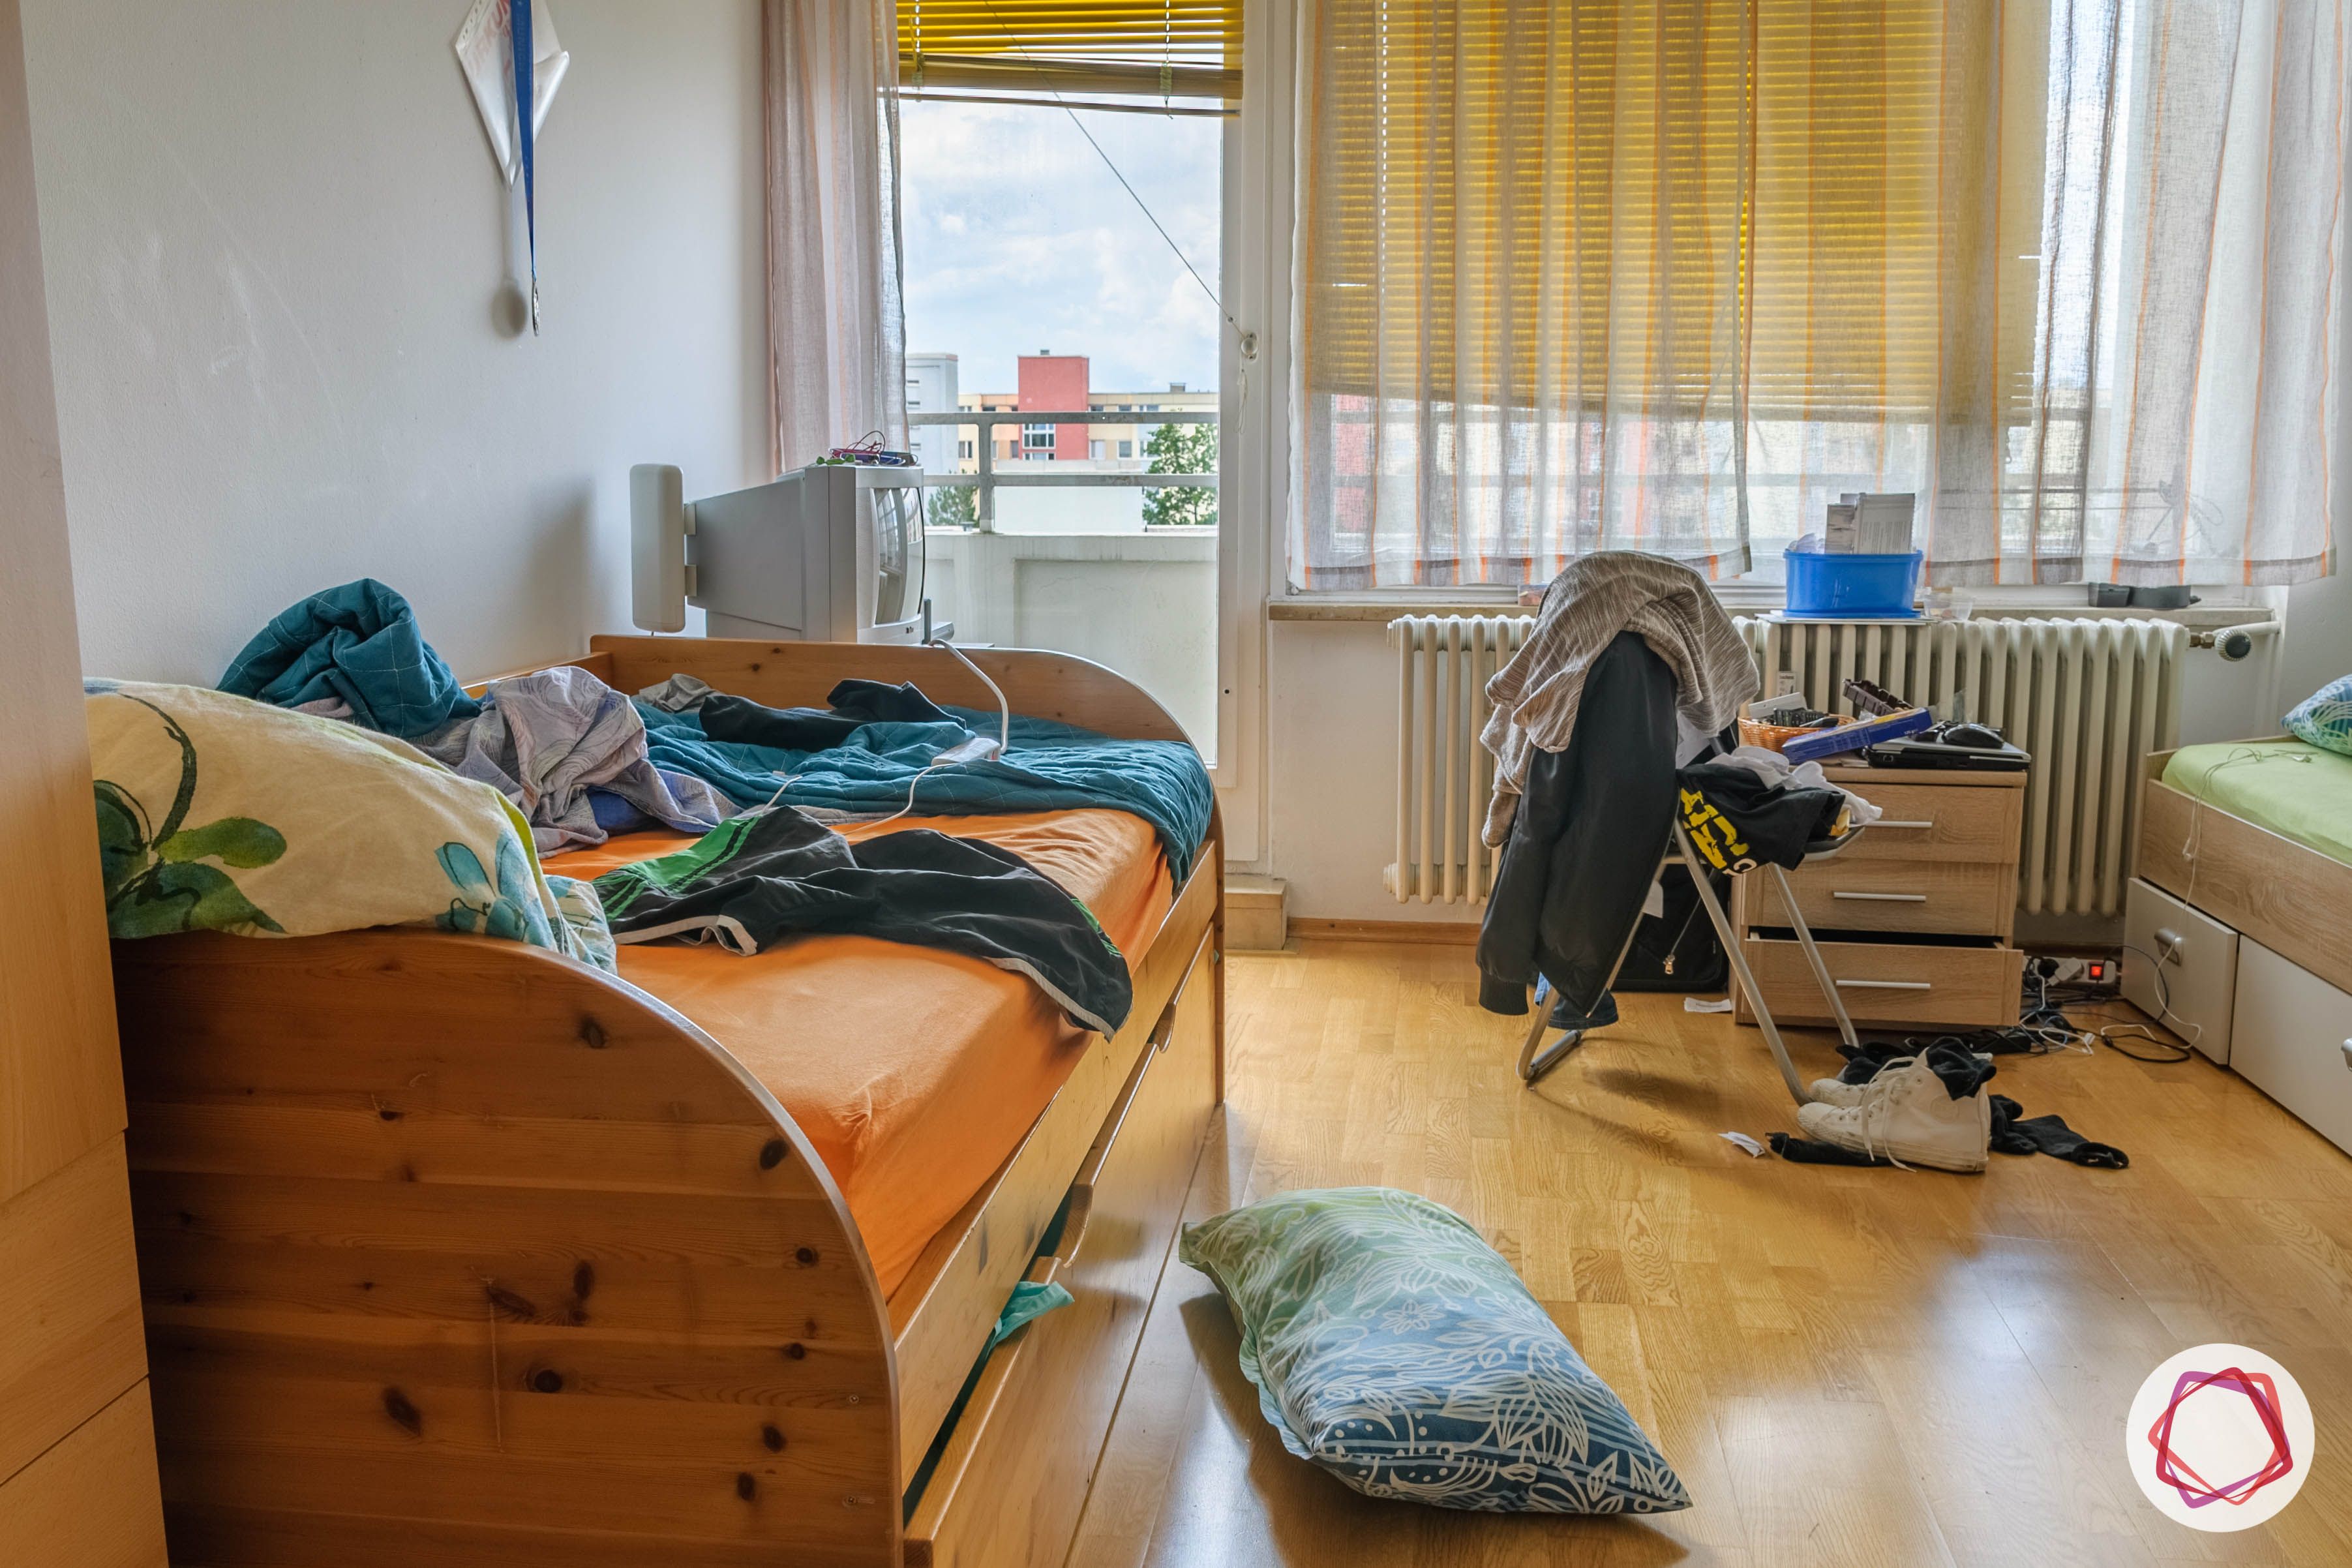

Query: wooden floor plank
<box><xmin>1069</xmin><ymin>938</ymin><xmax>2352</xmax><ymax>1566</ymax></box>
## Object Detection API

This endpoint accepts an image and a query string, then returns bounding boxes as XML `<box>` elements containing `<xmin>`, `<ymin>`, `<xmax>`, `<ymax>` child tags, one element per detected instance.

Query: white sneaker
<box><xmin>1808</xmin><ymin>1052</ymin><xmax>1993</xmax><ymax>1109</ymax></box>
<box><xmin>1795</xmin><ymin>1054</ymin><xmax>1991</xmax><ymax>1172</ymax></box>
<box><xmin>1808</xmin><ymin>1076</ymin><xmax>1867</xmax><ymax>1107</ymax></box>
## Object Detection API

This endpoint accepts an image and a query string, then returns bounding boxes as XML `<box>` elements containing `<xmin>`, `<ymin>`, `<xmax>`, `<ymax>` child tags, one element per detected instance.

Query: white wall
<box><xmin>21</xmin><ymin>0</ymin><xmax>766</xmax><ymax>684</ymax></box>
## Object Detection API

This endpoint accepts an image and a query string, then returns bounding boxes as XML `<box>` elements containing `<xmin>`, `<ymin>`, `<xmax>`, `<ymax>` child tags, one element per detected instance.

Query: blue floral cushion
<box><xmin>2287</xmin><ymin>673</ymin><xmax>2352</xmax><ymax>756</ymax></box>
<box><xmin>1179</xmin><ymin>1187</ymin><xmax>1691</xmax><ymax>1514</ymax></box>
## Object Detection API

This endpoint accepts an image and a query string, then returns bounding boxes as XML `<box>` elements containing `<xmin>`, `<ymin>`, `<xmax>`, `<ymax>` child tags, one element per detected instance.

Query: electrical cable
<box><xmin>2049</xmin><ymin>940</ymin><xmax>2197</xmax><ymax>1064</ymax></box>
<box><xmin>1856</xmin><ymin>939</ymin><xmax>2199</xmax><ymax>1068</ymax></box>
<box><xmin>2180</xmin><ymin>746</ymin><xmax>2310</xmax><ymax>906</ymax></box>
<box><xmin>926</xmin><ymin>634</ymin><xmax>1010</xmax><ymax>755</ymax></box>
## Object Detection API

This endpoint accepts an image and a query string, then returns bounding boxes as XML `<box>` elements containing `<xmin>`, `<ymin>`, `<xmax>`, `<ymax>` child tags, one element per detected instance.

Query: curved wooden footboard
<box><xmin>113</xmin><ymin>929</ymin><xmax>901</xmax><ymax>1567</ymax></box>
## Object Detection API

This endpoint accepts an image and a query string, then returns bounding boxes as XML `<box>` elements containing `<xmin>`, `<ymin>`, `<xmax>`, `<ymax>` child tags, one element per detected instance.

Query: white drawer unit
<box><xmin>2231</xmin><ymin>939</ymin><xmax>2352</xmax><ymax>1159</ymax></box>
<box><xmin>2122</xmin><ymin>876</ymin><xmax>2239</xmax><ymax>1064</ymax></box>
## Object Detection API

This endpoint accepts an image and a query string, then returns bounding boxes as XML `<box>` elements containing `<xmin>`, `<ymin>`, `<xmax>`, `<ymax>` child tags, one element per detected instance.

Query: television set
<box><xmin>630</xmin><ymin>462</ymin><xmax>927</xmax><ymax>642</ymax></box>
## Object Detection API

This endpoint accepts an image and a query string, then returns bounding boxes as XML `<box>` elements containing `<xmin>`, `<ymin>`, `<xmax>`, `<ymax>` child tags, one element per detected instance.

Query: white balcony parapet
<box><xmin>911</xmin><ymin>408</ymin><xmax>1215</xmax><ymax>530</ymax></box>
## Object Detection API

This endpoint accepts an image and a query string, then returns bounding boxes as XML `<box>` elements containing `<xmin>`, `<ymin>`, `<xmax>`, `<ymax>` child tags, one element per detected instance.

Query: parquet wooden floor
<box><xmin>1068</xmin><ymin>937</ymin><xmax>2352</xmax><ymax>1567</ymax></box>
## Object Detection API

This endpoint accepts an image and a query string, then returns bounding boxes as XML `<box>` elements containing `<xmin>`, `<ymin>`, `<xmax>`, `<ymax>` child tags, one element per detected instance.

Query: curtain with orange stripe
<box><xmin>1290</xmin><ymin>0</ymin><xmax>2347</xmax><ymax>590</ymax></box>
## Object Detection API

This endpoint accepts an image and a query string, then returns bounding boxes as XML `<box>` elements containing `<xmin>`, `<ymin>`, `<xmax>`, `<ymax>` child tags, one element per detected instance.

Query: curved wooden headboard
<box><xmin>580</xmin><ymin>635</ymin><xmax>1198</xmax><ymax>745</ymax></box>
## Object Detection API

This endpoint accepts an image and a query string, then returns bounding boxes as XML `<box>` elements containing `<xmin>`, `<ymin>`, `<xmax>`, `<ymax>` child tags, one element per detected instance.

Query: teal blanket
<box><xmin>636</xmin><ymin>702</ymin><xmax>1214</xmax><ymax>882</ymax></box>
<box><xmin>219</xmin><ymin>579</ymin><xmax>480</xmax><ymax>738</ymax></box>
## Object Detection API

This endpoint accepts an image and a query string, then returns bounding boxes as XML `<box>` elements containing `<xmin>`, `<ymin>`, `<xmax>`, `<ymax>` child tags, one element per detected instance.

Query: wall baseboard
<box><xmin>1288</xmin><ymin>918</ymin><xmax>1479</xmax><ymax>946</ymax></box>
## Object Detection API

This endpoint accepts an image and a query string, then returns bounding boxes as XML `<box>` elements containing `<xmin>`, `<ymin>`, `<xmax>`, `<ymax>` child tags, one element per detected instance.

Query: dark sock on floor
<box><xmin>1768</xmin><ymin>1132</ymin><xmax>1892</xmax><ymax>1167</ymax></box>
<box><xmin>1838</xmin><ymin>1032</ymin><xmax>2037</xmax><ymax>1083</ymax></box>
<box><xmin>1989</xmin><ymin>1095</ymin><xmax>2128</xmax><ymax>1168</ymax></box>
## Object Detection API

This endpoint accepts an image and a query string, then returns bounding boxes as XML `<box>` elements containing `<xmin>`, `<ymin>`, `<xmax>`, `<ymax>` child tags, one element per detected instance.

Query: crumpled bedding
<box><xmin>219</xmin><ymin>578</ymin><xmax>481</xmax><ymax>738</ymax></box>
<box><xmin>636</xmin><ymin>697</ymin><xmax>1216</xmax><ymax>882</ymax></box>
<box><xmin>417</xmin><ymin>664</ymin><xmax>734</xmax><ymax>853</ymax></box>
<box><xmin>220</xmin><ymin>581</ymin><xmax>1214</xmax><ymax>877</ymax></box>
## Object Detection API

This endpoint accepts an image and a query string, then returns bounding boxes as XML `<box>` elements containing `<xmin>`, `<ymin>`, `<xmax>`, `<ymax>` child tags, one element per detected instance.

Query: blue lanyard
<box><xmin>512</xmin><ymin>0</ymin><xmax>537</xmax><ymax>332</ymax></box>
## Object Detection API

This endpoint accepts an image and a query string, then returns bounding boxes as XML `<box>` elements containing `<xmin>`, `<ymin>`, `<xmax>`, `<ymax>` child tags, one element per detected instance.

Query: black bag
<box><xmin>1612</xmin><ymin>863</ymin><xmax>1728</xmax><ymax>992</ymax></box>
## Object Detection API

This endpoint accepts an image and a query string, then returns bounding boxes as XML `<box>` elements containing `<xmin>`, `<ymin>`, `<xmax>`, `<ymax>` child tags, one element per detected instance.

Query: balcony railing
<box><xmin>909</xmin><ymin>408</ymin><xmax>1216</xmax><ymax>530</ymax></box>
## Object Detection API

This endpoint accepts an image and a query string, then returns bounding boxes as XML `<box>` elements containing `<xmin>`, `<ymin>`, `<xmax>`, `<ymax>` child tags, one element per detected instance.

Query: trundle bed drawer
<box><xmin>2229</xmin><ymin>939</ymin><xmax>2352</xmax><ymax>1159</ymax></box>
<box><xmin>905</xmin><ymin>939</ymin><xmax>1218</xmax><ymax>1568</ymax></box>
<box><xmin>1736</xmin><ymin>936</ymin><xmax>2024</xmax><ymax>1029</ymax></box>
<box><xmin>1741</xmin><ymin>856</ymin><xmax>2017</xmax><ymax>937</ymax></box>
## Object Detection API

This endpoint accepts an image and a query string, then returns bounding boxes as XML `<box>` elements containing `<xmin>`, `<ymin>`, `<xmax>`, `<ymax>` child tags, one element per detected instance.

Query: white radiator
<box><xmin>1385</xmin><ymin>614</ymin><xmax>2186</xmax><ymax>918</ymax></box>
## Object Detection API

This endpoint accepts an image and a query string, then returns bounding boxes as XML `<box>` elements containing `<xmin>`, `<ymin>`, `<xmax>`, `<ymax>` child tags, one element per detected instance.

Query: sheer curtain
<box><xmin>766</xmin><ymin>0</ymin><xmax>908</xmax><ymax>475</ymax></box>
<box><xmin>1289</xmin><ymin>1</ymin><xmax>2347</xmax><ymax>592</ymax></box>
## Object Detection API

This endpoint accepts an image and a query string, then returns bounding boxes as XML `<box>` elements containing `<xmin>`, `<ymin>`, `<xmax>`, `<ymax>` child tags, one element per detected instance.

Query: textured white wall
<box><xmin>21</xmin><ymin>0</ymin><xmax>766</xmax><ymax>684</ymax></box>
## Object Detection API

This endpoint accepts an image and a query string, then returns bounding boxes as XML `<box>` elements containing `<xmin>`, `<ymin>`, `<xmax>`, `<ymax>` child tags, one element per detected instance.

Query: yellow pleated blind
<box><xmin>899</xmin><ymin>1</ymin><xmax>1243</xmax><ymax>101</ymax></box>
<box><xmin>1302</xmin><ymin>1</ymin><xmax>2014</xmax><ymax>422</ymax></box>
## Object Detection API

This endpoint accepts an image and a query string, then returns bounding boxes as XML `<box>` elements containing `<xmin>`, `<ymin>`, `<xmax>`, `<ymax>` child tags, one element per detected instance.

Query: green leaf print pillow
<box><xmin>84</xmin><ymin>680</ymin><xmax>611</xmax><ymax>969</ymax></box>
<box><xmin>1180</xmin><ymin>1187</ymin><xmax>1690</xmax><ymax>1514</ymax></box>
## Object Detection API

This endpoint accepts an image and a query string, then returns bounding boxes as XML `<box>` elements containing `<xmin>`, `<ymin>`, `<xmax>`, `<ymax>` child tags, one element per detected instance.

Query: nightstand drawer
<box><xmin>1832</xmin><ymin>782</ymin><xmax>2024</xmax><ymax>864</ymax></box>
<box><xmin>1741</xmin><ymin>857</ymin><xmax>2016</xmax><ymax>937</ymax></box>
<box><xmin>1735</xmin><ymin>938</ymin><xmax>2025</xmax><ymax>1029</ymax></box>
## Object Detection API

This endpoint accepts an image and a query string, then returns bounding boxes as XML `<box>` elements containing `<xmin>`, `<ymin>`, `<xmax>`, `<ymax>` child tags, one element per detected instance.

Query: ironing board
<box><xmin>1516</xmin><ymin>822</ymin><xmax>1863</xmax><ymax>1102</ymax></box>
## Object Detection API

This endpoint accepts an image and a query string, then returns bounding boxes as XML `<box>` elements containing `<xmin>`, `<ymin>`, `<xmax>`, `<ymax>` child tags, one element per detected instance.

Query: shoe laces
<box><xmin>1853</xmin><ymin>1058</ymin><xmax>1919</xmax><ymax>1171</ymax></box>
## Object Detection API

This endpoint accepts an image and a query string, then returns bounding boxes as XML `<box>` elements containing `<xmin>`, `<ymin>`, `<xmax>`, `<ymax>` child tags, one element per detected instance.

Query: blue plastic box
<box><xmin>1783</xmin><ymin>547</ymin><xmax>1923</xmax><ymax>619</ymax></box>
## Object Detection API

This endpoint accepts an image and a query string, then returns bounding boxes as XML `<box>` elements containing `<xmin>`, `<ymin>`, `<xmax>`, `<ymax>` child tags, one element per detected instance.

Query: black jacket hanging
<box><xmin>1475</xmin><ymin>630</ymin><xmax>1679</xmax><ymax>1029</ymax></box>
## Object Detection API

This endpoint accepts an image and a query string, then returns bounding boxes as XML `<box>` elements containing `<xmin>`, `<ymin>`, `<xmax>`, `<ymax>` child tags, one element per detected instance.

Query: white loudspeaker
<box><xmin>629</xmin><ymin>463</ymin><xmax>689</xmax><ymax>633</ymax></box>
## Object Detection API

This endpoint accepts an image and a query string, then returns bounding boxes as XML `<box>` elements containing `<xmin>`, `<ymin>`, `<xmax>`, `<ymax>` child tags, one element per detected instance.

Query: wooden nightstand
<box><xmin>1730</xmin><ymin>765</ymin><xmax>2028</xmax><ymax>1030</ymax></box>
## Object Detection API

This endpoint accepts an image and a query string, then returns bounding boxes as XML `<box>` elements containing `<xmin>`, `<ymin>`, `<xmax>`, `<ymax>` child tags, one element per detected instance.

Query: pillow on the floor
<box><xmin>2286</xmin><ymin>673</ymin><xmax>2352</xmax><ymax>755</ymax></box>
<box><xmin>1179</xmin><ymin>1187</ymin><xmax>1691</xmax><ymax>1514</ymax></box>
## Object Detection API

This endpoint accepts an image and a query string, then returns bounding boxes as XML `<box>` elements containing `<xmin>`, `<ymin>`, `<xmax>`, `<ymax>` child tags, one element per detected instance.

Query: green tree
<box><xmin>1141</xmin><ymin>422</ymin><xmax>1217</xmax><ymax>527</ymax></box>
<box><xmin>927</xmin><ymin>484</ymin><xmax>977</xmax><ymax>529</ymax></box>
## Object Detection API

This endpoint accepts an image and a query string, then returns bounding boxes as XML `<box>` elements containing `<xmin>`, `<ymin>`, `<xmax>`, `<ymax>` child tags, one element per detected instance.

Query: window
<box><xmin>896</xmin><ymin>16</ymin><xmax>1233</xmax><ymax>757</ymax></box>
<box><xmin>1118</xmin><ymin>440</ymin><xmax>1133</xmax><ymax>459</ymax></box>
<box><xmin>957</xmin><ymin>439</ymin><xmax>973</xmax><ymax>460</ymax></box>
<box><xmin>1293</xmin><ymin>1</ymin><xmax>2342</xmax><ymax>593</ymax></box>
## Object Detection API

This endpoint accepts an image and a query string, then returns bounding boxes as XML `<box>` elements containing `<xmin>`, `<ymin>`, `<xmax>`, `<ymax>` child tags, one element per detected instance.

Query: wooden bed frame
<box><xmin>110</xmin><ymin>635</ymin><xmax>1225</xmax><ymax>1567</ymax></box>
<box><xmin>2137</xmin><ymin>739</ymin><xmax>2352</xmax><ymax>997</ymax></box>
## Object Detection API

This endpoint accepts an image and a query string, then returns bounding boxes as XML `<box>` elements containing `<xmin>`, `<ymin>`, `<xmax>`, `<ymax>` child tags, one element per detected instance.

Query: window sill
<box><xmin>1265</xmin><ymin>592</ymin><xmax>2278</xmax><ymax>631</ymax></box>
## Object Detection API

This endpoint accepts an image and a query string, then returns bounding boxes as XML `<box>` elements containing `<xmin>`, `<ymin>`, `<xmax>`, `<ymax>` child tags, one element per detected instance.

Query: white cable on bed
<box><xmin>744</xmin><ymin>636</ymin><xmax>1012</xmax><ymax>831</ymax></box>
<box><xmin>2179</xmin><ymin>744</ymin><xmax>2311</xmax><ymax>907</ymax></box>
<box><xmin>927</xmin><ymin>633</ymin><xmax>1010</xmax><ymax>756</ymax></box>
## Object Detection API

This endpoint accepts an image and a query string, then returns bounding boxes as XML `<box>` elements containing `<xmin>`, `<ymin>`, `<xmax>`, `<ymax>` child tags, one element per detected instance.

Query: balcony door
<box><xmin>899</xmin><ymin>98</ymin><xmax>1226</xmax><ymax>764</ymax></box>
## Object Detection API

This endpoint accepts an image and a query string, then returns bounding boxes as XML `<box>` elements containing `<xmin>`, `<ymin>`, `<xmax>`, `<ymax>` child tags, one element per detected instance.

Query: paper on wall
<box><xmin>455</xmin><ymin>0</ymin><xmax>569</xmax><ymax>187</ymax></box>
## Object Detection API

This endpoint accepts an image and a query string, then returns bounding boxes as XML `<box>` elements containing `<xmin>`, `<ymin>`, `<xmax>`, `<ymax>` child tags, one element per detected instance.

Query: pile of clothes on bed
<box><xmin>102</xmin><ymin>579</ymin><xmax>1220</xmax><ymax>1036</ymax></box>
<box><xmin>217</xmin><ymin>580</ymin><xmax>1212</xmax><ymax>874</ymax></box>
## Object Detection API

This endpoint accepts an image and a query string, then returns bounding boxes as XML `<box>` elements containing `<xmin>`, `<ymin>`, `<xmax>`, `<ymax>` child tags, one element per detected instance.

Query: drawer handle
<box><xmin>1830</xmin><ymin>890</ymin><xmax>1928</xmax><ymax>903</ymax></box>
<box><xmin>1835</xmin><ymin>978</ymin><xmax>1934</xmax><ymax>991</ymax></box>
<box><xmin>1875</xmin><ymin>819</ymin><xmax>1937</xmax><ymax>830</ymax></box>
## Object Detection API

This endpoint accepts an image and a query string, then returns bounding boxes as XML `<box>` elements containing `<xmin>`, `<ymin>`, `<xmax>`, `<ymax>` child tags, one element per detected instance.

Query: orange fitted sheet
<box><xmin>545</xmin><ymin>809</ymin><xmax>1174</xmax><ymax>1299</ymax></box>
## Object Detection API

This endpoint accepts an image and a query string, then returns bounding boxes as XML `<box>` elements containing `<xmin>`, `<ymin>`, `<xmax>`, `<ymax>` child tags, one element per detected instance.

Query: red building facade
<box><xmin>1015</xmin><ymin>352</ymin><xmax>1089</xmax><ymax>461</ymax></box>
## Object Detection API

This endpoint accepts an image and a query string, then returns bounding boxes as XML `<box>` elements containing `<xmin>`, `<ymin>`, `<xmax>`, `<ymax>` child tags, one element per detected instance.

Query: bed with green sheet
<box><xmin>2160</xmin><ymin>739</ymin><xmax>2352</xmax><ymax>867</ymax></box>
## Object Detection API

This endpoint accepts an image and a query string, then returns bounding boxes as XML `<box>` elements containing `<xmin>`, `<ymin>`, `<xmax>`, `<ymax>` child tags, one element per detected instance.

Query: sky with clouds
<box><xmin>899</xmin><ymin>100</ymin><xmax>1222</xmax><ymax>398</ymax></box>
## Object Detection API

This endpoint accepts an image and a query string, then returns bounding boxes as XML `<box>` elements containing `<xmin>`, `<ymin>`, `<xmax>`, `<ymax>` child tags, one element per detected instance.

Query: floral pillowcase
<box><xmin>87</xmin><ymin>680</ymin><xmax>611</xmax><ymax>969</ymax></box>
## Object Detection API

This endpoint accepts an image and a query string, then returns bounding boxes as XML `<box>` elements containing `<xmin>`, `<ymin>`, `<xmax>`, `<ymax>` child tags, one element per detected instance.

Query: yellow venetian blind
<box><xmin>1300</xmin><ymin>1</ymin><xmax>2043</xmax><ymax>423</ymax></box>
<box><xmin>898</xmin><ymin>1</ymin><xmax>1242</xmax><ymax>102</ymax></box>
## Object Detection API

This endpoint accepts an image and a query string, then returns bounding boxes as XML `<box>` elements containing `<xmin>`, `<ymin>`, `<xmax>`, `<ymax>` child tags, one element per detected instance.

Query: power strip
<box><xmin>2029</xmin><ymin>953</ymin><xmax>2122</xmax><ymax>993</ymax></box>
